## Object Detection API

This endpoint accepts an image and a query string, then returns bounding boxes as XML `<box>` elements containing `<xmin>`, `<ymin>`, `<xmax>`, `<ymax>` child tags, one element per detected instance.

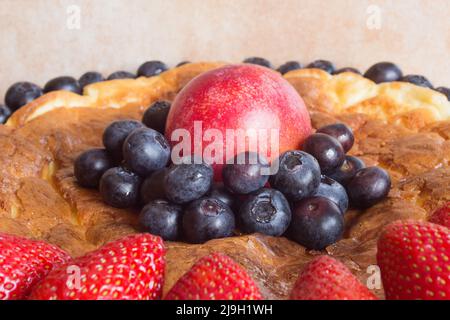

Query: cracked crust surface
<box><xmin>0</xmin><ymin>63</ymin><xmax>449</xmax><ymax>299</ymax></box>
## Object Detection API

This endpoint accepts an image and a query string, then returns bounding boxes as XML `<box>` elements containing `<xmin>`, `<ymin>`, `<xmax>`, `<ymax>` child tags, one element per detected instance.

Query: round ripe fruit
<box><xmin>269</xmin><ymin>150</ymin><xmax>321</xmax><ymax>201</ymax></box>
<box><xmin>401</xmin><ymin>75</ymin><xmax>433</xmax><ymax>88</ymax></box>
<box><xmin>140</xmin><ymin>168</ymin><xmax>167</xmax><ymax>204</ymax></box>
<box><xmin>79</xmin><ymin>71</ymin><xmax>104</xmax><ymax>89</ymax></box>
<box><xmin>288</xmin><ymin>196</ymin><xmax>344</xmax><ymax>250</ymax></box>
<box><xmin>277</xmin><ymin>61</ymin><xmax>302</xmax><ymax>74</ymax></box>
<box><xmin>43</xmin><ymin>76</ymin><xmax>82</xmax><ymax>94</ymax></box>
<box><xmin>182</xmin><ymin>197</ymin><xmax>235</xmax><ymax>244</ymax></box>
<box><xmin>123</xmin><ymin>128</ymin><xmax>171</xmax><ymax>176</ymax></box>
<box><xmin>316</xmin><ymin>123</ymin><xmax>354</xmax><ymax>153</ymax></box>
<box><xmin>139</xmin><ymin>199</ymin><xmax>182</xmax><ymax>241</ymax></box>
<box><xmin>163</xmin><ymin>159</ymin><xmax>214</xmax><ymax>204</ymax></box>
<box><xmin>435</xmin><ymin>87</ymin><xmax>450</xmax><ymax>101</ymax></box>
<box><xmin>333</xmin><ymin>67</ymin><xmax>361</xmax><ymax>75</ymax></box>
<box><xmin>238</xmin><ymin>188</ymin><xmax>291</xmax><ymax>237</ymax></box>
<box><xmin>346</xmin><ymin>166</ymin><xmax>391</xmax><ymax>209</ymax></box>
<box><xmin>5</xmin><ymin>82</ymin><xmax>43</xmax><ymax>111</ymax></box>
<box><xmin>142</xmin><ymin>100</ymin><xmax>171</xmax><ymax>134</ymax></box>
<box><xmin>302</xmin><ymin>133</ymin><xmax>345</xmax><ymax>174</ymax></box>
<box><xmin>307</xmin><ymin>60</ymin><xmax>335</xmax><ymax>74</ymax></box>
<box><xmin>208</xmin><ymin>183</ymin><xmax>236</xmax><ymax>210</ymax></box>
<box><xmin>222</xmin><ymin>152</ymin><xmax>270</xmax><ymax>195</ymax></box>
<box><xmin>74</xmin><ymin>148</ymin><xmax>113</xmax><ymax>188</ymax></box>
<box><xmin>242</xmin><ymin>57</ymin><xmax>272</xmax><ymax>68</ymax></box>
<box><xmin>0</xmin><ymin>104</ymin><xmax>11</xmax><ymax>124</ymax></box>
<box><xmin>165</xmin><ymin>64</ymin><xmax>313</xmax><ymax>180</ymax></box>
<box><xmin>99</xmin><ymin>167</ymin><xmax>142</xmax><ymax>208</ymax></box>
<box><xmin>328</xmin><ymin>155</ymin><xmax>366</xmax><ymax>186</ymax></box>
<box><xmin>364</xmin><ymin>62</ymin><xmax>402</xmax><ymax>83</ymax></box>
<box><xmin>102</xmin><ymin>120</ymin><xmax>145</xmax><ymax>161</ymax></box>
<box><xmin>107</xmin><ymin>71</ymin><xmax>135</xmax><ymax>80</ymax></box>
<box><xmin>314</xmin><ymin>176</ymin><xmax>348</xmax><ymax>213</ymax></box>
<box><xmin>137</xmin><ymin>61</ymin><xmax>168</xmax><ymax>77</ymax></box>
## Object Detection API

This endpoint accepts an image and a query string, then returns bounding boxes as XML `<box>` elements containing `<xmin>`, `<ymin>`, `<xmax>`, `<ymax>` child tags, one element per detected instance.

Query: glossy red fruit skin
<box><xmin>430</xmin><ymin>202</ymin><xmax>450</xmax><ymax>228</ymax></box>
<box><xmin>377</xmin><ymin>220</ymin><xmax>450</xmax><ymax>300</ymax></box>
<box><xmin>0</xmin><ymin>233</ymin><xmax>71</xmax><ymax>300</ymax></box>
<box><xmin>164</xmin><ymin>252</ymin><xmax>262</xmax><ymax>300</ymax></box>
<box><xmin>290</xmin><ymin>255</ymin><xmax>377</xmax><ymax>300</ymax></box>
<box><xmin>165</xmin><ymin>64</ymin><xmax>312</xmax><ymax>180</ymax></box>
<box><xmin>29</xmin><ymin>233</ymin><xmax>165</xmax><ymax>300</ymax></box>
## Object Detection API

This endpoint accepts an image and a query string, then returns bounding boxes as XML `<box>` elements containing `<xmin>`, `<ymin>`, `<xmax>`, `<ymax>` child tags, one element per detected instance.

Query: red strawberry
<box><xmin>0</xmin><ymin>233</ymin><xmax>71</xmax><ymax>300</ymax></box>
<box><xmin>430</xmin><ymin>202</ymin><xmax>450</xmax><ymax>229</ymax></box>
<box><xmin>165</xmin><ymin>252</ymin><xmax>262</xmax><ymax>300</ymax></box>
<box><xmin>29</xmin><ymin>233</ymin><xmax>165</xmax><ymax>300</ymax></box>
<box><xmin>290</xmin><ymin>255</ymin><xmax>377</xmax><ymax>300</ymax></box>
<box><xmin>377</xmin><ymin>220</ymin><xmax>450</xmax><ymax>300</ymax></box>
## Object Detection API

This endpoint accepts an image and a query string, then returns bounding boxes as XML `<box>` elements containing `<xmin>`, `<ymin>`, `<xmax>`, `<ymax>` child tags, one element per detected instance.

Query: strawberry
<box><xmin>377</xmin><ymin>220</ymin><xmax>450</xmax><ymax>300</ymax></box>
<box><xmin>429</xmin><ymin>202</ymin><xmax>450</xmax><ymax>229</ymax></box>
<box><xmin>164</xmin><ymin>252</ymin><xmax>262</xmax><ymax>300</ymax></box>
<box><xmin>29</xmin><ymin>233</ymin><xmax>165</xmax><ymax>300</ymax></box>
<box><xmin>290</xmin><ymin>255</ymin><xmax>377</xmax><ymax>300</ymax></box>
<box><xmin>0</xmin><ymin>233</ymin><xmax>71</xmax><ymax>300</ymax></box>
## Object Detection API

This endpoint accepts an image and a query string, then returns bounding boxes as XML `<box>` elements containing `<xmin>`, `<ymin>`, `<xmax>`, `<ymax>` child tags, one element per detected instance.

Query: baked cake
<box><xmin>1</xmin><ymin>61</ymin><xmax>449</xmax><ymax>299</ymax></box>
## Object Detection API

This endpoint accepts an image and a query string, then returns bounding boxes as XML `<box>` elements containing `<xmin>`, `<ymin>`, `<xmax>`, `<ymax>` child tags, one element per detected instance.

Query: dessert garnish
<box><xmin>377</xmin><ymin>220</ymin><xmax>450</xmax><ymax>300</ymax></box>
<box><xmin>29</xmin><ymin>234</ymin><xmax>165</xmax><ymax>300</ymax></box>
<box><xmin>290</xmin><ymin>255</ymin><xmax>377</xmax><ymax>300</ymax></box>
<box><xmin>165</xmin><ymin>252</ymin><xmax>262</xmax><ymax>300</ymax></box>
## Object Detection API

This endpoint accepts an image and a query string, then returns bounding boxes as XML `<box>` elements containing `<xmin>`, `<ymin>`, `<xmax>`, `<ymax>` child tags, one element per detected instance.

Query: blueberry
<box><xmin>79</xmin><ymin>71</ymin><xmax>104</xmax><ymax>89</ymax></box>
<box><xmin>123</xmin><ymin>127</ymin><xmax>171</xmax><ymax>176</ymax></box>
<box><xmin>243</xmin><ymin>57</ymin><xmax>272</xmax><ymax>68</ymax></box>
<box><xmin>238</xmin><ymin>188</ymin><xmax>291</xmax><ymax>237</ymax></box>
<box><xmin>316</xmin><ymin>123</ymin><xmax>354</xmax><ymax>153</ymax></box>
<box><xmin>107</xmin><ymin>71</ymin><xmax>135</xmax><ymax>80</ymax></box>
<box><xmin>288</xmin><ymin>196</ymin><xmax>344</xmax><ymax>250</ymax></box>
<box><xmin>302</xmin><ymin>133</ymin><xmax>345</xmax><ymax>174</ymax></box>
<box><xmin>307</xmin><ymin>60</ymin><xmax>335</xmax><ymax>74</ymax></box>
<box><xmin>208</xmin><ymin>183</ymin><xmax>236</xmax><ymax>210</ymax></box>
<box><xmin>183</xmin><ymin>197</ymin><xmax>235</xmax><ymax>243</ymax></box>
<box><xmin>314</xmin><ymin>176</ymin><xmax>348</xmax><ymax>213</ymax></box>
<box><xmin>328</xmin><ymin>155</ymin><xmax>366</xmax><ymax>186</ymax></box>
<box><xmin>140</xmin><ymin>168</ymin><xmax>167</xmax><ymax>204</ymax></box>
<box><xmin>364</xmin><ymin>62</ymin><xmax>402</xmax><ymax>84</ymax></box>
<box><xmin>222</xmin><ymin>152</ymin><xmax>270</xmax><ymax>195</ymax></box>
<box><xmin>139</xmin><ymin>199</ymin><xmax>182</xmax><ymax>241</ymax></box>
<box><xmin>102</xmin><ymin>120</ymin><xmax>145</xmax><ymax>161</ymax></box>
<box><xmin>137</xmin><ymin>61</ymin><xmax>168</xmax><ymax>77</ymax></box>
<box><xmin>333</xmin><ymin>67</ymin><xmax>361</xmax><ymax>75</ymax></box>
<box><xmin>269</xmin><ymin>150</ymin><xmax>321</xmax><ymax>201</ymax></box>
<box><xmin>436</xmin><ymin>87</ymin><xmax>450</xmax><ymax>101</ymax></box>
<box><xmin>401</xmin><ymin>75</ymin><xmax>433</xmax><ymax>88</ymax></box>
<box><xmin>43</xmin><ymin>76</ymin><xmax>82</xmax><ymax>94</ymax></box>
<box><xmin>164</xmin><ymin>159</ymin><xmax>214</xmax><ymax>204</ymax></box>
<box><xmin>74</xmin><ymin>148</ymin><xmax>113</xmax><ymax>188</ymax></box>
<box><xmin>176</xmin><ymin>61</ymin><xmax>190</xmax><ymax>67</ymax></box>
<box><xmin>277</xmin><ymin>61</ymin><xmax>302</xmax><ymax>74</ymax></box>
<box><xmin>99</xmin><ymin>167</ymin><xmax>142</xmax><ymax>208</ymax></box>
<box><xmin>0</xmin><ymin>105</ymin><xmax>11</xmax><ymax>124</ymax></box>
<box><xmin>5</xmin><ymin>82</ymin><xmax>43</xmax><ymax>111</ymax></box>
<box><xmin>346</xmin><ymin>166</ymin><xmax>391</xmax><ymax>209</ymax></box>
<box><xmin>142</xmin><ymin>100</ymin><xmax>171</xmax><ymax>134</ymax></box>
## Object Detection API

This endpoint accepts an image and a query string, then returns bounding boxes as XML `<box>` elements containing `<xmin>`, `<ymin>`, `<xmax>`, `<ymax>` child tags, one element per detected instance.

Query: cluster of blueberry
<box><xmin>245</xmin><ymin>57</ymin><xmax>450</xmax><ymax>100</ymax></box>
<box><xmin>0</xmin><ymin>60</ymin><xmax>170</xmax><ymax>124</ymax></box>
<box><xmin>2</xmin><ymin>58</ymin><xmax>449</xmax><ymax>124</ymax></box>
<box><xmin>74</xmin><ymin>101</ymin><xmax>391</xmax><ymax>250</ymax></box>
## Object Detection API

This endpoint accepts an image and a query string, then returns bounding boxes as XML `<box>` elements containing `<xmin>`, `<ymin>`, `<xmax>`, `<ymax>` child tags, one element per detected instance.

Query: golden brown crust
<box><xmin>0</xmin><ymin>62</ymin><xmax>449</xmax><ymax>299</ymax></box>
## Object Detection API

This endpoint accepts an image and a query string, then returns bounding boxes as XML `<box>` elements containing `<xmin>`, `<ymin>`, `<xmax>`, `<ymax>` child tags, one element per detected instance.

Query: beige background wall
<box><xmin>1</xmin><ymin>0</ymin><xmax>449</xmax><ymax>97</ymax></box>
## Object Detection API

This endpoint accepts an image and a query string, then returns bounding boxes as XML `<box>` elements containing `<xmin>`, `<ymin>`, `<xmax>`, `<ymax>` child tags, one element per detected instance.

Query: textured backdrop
<box><xmin>1</xmin><ymin>0</ymin><xmax>449</xmax><ymax>97</ymax></box>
